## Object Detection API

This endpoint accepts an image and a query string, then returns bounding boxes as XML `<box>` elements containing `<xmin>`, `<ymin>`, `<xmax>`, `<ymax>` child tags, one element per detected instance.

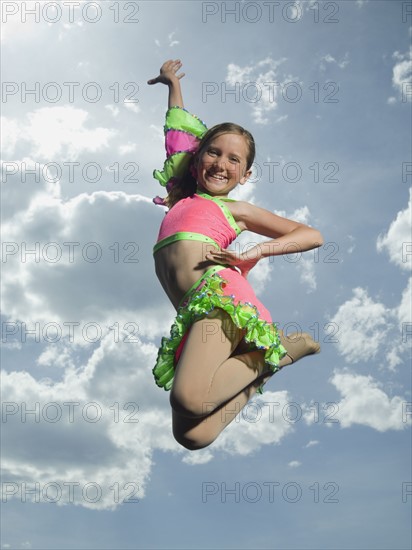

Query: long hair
<box><xmin>165</xmin><ymin>122</ymin><xmax>255</xmax><ymax>208</ymax></box>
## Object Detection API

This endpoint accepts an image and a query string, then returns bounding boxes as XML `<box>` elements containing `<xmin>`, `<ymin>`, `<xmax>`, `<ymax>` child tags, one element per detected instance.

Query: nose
<box><xmin>213</xmin><ymin>156</ymin><xmax>226</xmax><ymax>170</ymax></box>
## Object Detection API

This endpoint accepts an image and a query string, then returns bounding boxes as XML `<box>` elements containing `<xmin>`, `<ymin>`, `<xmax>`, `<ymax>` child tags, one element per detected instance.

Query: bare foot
<box><xmin>278</xmin><ymin>331</ymin><xmax>320</xmax><ymax>367</ymax></box>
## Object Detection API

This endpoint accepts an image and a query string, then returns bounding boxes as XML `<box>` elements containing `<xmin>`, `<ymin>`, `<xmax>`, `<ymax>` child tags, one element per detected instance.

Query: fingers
<box><xmin>206</xmin><ymin>251</ymin><xmax>235</xmax><ymax>263</ymax></box>
<box><xmin>147</xmin><ymin>60</ymin><xmax>184</xmax><ymax>86</ymax></box>
<box><xmin>163</xmin><ymin>59</ymin><xmax>182</xmax><ymax>73</ymax></box>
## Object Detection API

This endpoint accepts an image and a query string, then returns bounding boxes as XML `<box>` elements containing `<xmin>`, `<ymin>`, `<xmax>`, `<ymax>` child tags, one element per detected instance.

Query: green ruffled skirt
<box><xmin>153</xmin><ymin>268</ymin><xmax>287</xmax><ymax>395</ymax></box>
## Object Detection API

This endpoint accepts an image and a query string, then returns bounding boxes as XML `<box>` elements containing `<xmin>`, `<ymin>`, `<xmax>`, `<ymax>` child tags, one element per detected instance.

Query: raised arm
<box><xmin>147</xmin><ymin>59</ymin><xmax>185</xmax><ymax>109</ymax></box>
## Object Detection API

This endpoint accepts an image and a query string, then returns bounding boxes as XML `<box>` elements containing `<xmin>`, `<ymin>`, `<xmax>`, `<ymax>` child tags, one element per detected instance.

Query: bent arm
<box><xmin>205</xmin><ymin>200</ymin><xmax>323</xmax><ymax>277</ymax></box>
<box><xmin>239</xmin><ymin>201</ymin><xmax>324</xmax><ymax>257</ymax></box>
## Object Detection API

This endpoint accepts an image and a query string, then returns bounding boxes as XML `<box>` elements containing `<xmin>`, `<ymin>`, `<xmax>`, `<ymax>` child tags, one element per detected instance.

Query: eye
<box><xmin>207</xmin><ymin>148</ymin><xmax>218</xmax><ymax>156</ymax></box>
<box><xmin>229</xmin><ymin>156</ymin><xmax>240</xmax><ymax>163</ymax></box>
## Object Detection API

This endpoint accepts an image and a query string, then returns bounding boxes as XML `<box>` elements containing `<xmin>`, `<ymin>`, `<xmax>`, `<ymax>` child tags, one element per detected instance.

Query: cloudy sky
<box><xmin>1</xmin><ymin>0</ymin><xmax>411</xmax><ymax>548</ymax></box>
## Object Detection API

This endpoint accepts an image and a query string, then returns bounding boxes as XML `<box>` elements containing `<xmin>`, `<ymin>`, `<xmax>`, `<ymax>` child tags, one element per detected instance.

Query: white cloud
<box><xmin>226</xmin><ymin>57</ymin><xmax>296</xmax><ymax>125</ymax></box>
<box><xmin>124</xmin><ymin>102</ymin><xmax>140</xmax><ymax>114</ymax></box>
<box><xmin>377</xmin><ymin>188</ymin><xmax>412</xmax><ymax>271</ymax></box>
<box><xmin>36</xmin><ymin>343</ymin><xmax>76</xmax><ymax>369</ymax></box>
<box><xmin>168</xmin><ymin>31</ymin><xmax>179</xmax><ymax>47</ymax></box>
<box><xmin>213</xmin><ymin>390</ymin><xmax>295</xmax><ymax>456</ymax></box>
<box><xmin>105</xmin><ymin>105</ymin><xmax>120</xmax><ymax>117</ymax></box>
<box><xmin>1</xmin><ymin>116</ymin><xmax>22</xmax><ymax>154</ymax></box>
<box><xmin>274</xmin><ymin>206</ymin><xmax>318</xmax><ymax>292</ymax></box>
<box><xmin>1</xmin><ymin>157</ymin><xmax>61</xmax><ymax>220</ymax></box>
<box><xmin>118</xmin><ymin>142</ymin><xmax>137</xmax><ymax>155</ymax></box>
<box><xmin>332</xmin><ymin>190</ymin><xmax>412</xmax><ymax>370</ymax></box>
<box><xmin>330</xmin><ymin>287</ymin><xmax>392</xmax><ymax>364</ymax></box>
<box><xmin>320</xmin><ymin>52</ymin><xmax>349</xmax><ymax>71</ymax></box>
<box><xmin>226</xmin><ymin>63</ymin><xmax>254</xmax><ymax>85</ymax></box>
<box><xmin>288</xmin><ymin>460</ymin><xmax>301</xmax><ymax>468</ymax></box>
<box><xmin>329</xmin><ymin>371</ymin><xmax>410</xmax><ymax>432</ymax></box>
<box><xmin>2</xmin><ymin>107</ymin><xmax>116</xmax><ymax>161</ymax></box>
<box><xmin>150</xmin><ymin>123</ymin><xmax>164</xmax><ymax>143</ymax></box>
<box><xmin>397</xmin><ymin>277</ymin><xmax>412</xmax><ymax>325</ymax></box>
<box><xmin>391</xmin><ymin>48</ymin><xmax>412</xmax><ymax>101</ymax></box>
<box><xmin>387</xmin><ymin>277</ymin><xmax>412</xmax><ymax>369</ymax></box>
<box><xmin>1</xmin><ymin>190</ymin><xmax>171</xmax><ymax>344</ymax></box>
<box><xmin>305</xmin><ymin>440</ymin><xmax>319</xmax><ymax>448</ymax></box>
<box><xmin>347</xmin><ymin>234</ymin><xmax>356</xmax><ymax>254</ymax></box>
<box><xmin>1</xmin><ymin>330</ymin><xmax>173</xmax><ymax>510</ymax></box>
<box><xmin>182</xmin><ymin>450</ymin><xmax>214</xmax><ymax>465</ymax></box>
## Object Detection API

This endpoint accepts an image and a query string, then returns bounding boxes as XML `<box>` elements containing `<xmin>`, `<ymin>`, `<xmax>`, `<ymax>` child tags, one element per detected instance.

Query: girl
<box><xmin>148</xmin><ymin>60</ymin><xmax>323</xmax><ymax>451</ymax></box>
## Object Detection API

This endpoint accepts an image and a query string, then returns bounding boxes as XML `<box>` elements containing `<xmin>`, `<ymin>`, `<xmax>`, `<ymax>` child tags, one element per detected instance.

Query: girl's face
<box><xmin>195</xmin><ymin>133</ymin><xmax>252</xmax><ymax>197</ymax></box>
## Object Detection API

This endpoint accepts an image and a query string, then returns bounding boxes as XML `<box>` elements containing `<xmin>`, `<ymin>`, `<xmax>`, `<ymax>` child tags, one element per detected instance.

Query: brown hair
<box><xmin>165</xmin><ymin>122</ymin><xmax>255</xmax><ymax>208</ymax></box>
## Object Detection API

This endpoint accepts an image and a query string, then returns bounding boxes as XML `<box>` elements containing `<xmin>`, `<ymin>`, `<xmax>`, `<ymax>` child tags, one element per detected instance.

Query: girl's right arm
<box><xmin>147</xmin><ymin>59</ymin><xmax>185</xmax><ymax>109</ymax></box>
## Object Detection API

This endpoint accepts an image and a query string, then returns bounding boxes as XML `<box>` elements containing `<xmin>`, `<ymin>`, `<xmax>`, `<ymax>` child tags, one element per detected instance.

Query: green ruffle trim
<box><xmin>153</xmin><ymin>107</ymin><xmax>207</xmax><ymax>188</ymax></box>
<box><xmin>153</xmin><ymin>151</ymin><xmax>189</xmax><ymax>187</ymax></box>
<box><xmin>164</xmin><ymin>106</ymin><xmax>207</xmax><ymax>135</ymax></box>
<box><xmin>153</xmin><ymin>273</ymin><xmax>287</xmax><ymax>395</ymax></box>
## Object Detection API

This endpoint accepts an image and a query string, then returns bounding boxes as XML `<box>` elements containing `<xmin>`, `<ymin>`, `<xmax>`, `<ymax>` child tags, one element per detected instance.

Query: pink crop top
<box><xmin>153</xmin><ymin>192</ymin><xmax>242</xmax><ymax>254</ymax></box>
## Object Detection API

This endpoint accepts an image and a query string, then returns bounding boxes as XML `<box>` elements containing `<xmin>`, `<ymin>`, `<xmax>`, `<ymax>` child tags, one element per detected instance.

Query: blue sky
<box><xmin>1</xmin><ymin>1</ymin><xmax>411</xmax><ymax>548</ymax></box>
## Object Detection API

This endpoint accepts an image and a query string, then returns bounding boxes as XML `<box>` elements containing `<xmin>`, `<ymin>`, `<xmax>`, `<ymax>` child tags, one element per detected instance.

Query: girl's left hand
<box><xmin>206</xmin><ymin>247</ymin><xmax>262</xmax><ymax>278</ymax></box>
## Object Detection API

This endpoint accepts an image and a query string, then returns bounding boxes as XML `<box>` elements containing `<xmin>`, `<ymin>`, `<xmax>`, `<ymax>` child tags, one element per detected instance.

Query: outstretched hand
<box><xmin>206</xmin><ymin>247</ymin><xmax>263</xmax><ymax>279</ymax></box>
<box><xmin>147</xmin><ymin>59</ymin><xmax>185</xmax><ymax>86</ymax></box>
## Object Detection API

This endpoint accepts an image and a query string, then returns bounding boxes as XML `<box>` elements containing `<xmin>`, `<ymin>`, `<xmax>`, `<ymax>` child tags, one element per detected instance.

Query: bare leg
<box><xmin>172</xmin><ymin>351</ymin><xmax>271</xmax><ymax>450</ymax></box>
<box><xmin>170</xmin><ymin>310</ymin><xmax>271</xmax><ymax>419</ymax></box>
<box><xmin>171</xmin><ymin>324</ymin><xmax>320</xmax><ymax>450</ymax></box>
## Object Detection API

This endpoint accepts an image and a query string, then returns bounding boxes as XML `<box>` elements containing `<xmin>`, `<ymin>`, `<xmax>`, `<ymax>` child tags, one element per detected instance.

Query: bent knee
<box><xmin>172</xmin><ymin>430</ymin><xmax>215</xmax><ymax>451</ymax></box>
<box><xmin>170</xmin><ymin>387</ymin><xmax>218</xmax><ymax>418</ymax></box>
<box><xmin>172</xmin><ymin>420</ymin><xmax>217</xmax><ymax>451</ymax></box>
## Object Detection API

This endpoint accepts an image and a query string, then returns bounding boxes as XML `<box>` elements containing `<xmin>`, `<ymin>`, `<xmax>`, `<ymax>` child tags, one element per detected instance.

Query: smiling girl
<box><xmin>148</xmin><ymin>60</ymin><xmax>323</xmax><ymax>450</ymax></box>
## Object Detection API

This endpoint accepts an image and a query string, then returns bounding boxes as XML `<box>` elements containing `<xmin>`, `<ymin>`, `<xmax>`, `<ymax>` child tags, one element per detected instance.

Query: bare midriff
<box><xmin>154</xmin><ymin>239</ymin><xmax>225</xmax><ymax>310</ymax></box>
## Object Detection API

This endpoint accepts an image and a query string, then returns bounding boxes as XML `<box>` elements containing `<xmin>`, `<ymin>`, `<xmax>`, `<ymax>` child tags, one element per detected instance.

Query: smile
<box><xmin>207</xmin><ymin>172</ymin><xmax>228</xmax><ymax>182</ymax></box>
